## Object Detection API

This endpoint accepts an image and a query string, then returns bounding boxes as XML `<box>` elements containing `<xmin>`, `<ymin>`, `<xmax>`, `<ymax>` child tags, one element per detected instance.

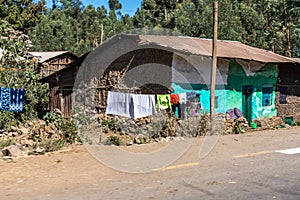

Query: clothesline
<box><xmin>105</xmin><ymin>91</ymin><xmax>202</xmax><ymax>120</ymax></box>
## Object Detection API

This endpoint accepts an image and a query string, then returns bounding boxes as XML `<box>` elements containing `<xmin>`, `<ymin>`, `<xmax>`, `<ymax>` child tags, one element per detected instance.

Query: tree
<box><xmin>0</xmin><ymin>0</ymin><xmax>46</xmax><ymax>33</ymax></box>
<box><xmin>0</xmin><ymin>21</ymin><xmax>48</xmax><ymax>125</ymax></box>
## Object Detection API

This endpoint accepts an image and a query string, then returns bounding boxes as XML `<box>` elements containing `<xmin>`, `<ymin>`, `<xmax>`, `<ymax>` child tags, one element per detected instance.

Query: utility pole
<box><xmin>100</xmin><ymin>24</ymin><xmax>104</xmax><ymax>45</ymax></box>
<box><xmin>210</xmin><ymin>1</ymin><xmax>218</xmax><ymax>120</ymax></box>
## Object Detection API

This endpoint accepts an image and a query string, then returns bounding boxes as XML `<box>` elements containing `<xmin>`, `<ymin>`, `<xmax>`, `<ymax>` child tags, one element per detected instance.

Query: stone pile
<box><xmin>0</xmin><ymin>120</ymin><xmax>70</xmax><ymax>157</ymax></box>
<box><xmin>253</xmin><ymin>116</ymin><xmax>284</xmax><ymax>130</ymax></box>
<box><xmin>224</xmin><ymin>114</ymin><xmax>249</xmax><ymax>134</ymax></box>
<box><xmin>96</xmin><ymin>111</ymin><xmax>188</xmax><ymax>145</ymax></box>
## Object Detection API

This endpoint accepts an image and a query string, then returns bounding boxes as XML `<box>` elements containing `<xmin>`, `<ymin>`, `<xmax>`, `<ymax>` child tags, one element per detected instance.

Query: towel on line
<box><xmin>105</xmin><ymin>91</ymin><xmax>157</xmax><ymax>119</ymax></box>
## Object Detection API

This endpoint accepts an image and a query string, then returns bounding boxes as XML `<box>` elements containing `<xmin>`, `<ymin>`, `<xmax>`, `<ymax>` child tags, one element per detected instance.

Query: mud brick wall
<box><xmin>93</xmin><ymin>48</ymin><xmax>173</xmax><ymax>113</ymax></box>
<box><xmin>276</xmin><ymin>63</ymin><xmax>300</xmax><ymax>122</ymax></box>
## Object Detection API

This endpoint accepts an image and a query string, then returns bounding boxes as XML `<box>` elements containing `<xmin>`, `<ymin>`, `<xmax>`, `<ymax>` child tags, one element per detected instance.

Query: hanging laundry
<box><xmin>10</xmin><ymin>88</ymin><xmax>25</xmax><ymax>112</ymax></box>
<box><xmin>105</xmin><ymin>91</ymin><xmax>131</xmax><ymax>118</ymax></box>
<box><xmin>170</xmin><ymin>94</ymin><xmax>179</xmax><ymax>104</ymax></box>
<box><xmin>186</xmin><ymin>91</ymin><xmax>196</xmax><ymax>100</ymax></box>
<box><xmin>170</xmin><ymin>94</ymin><xmax>181</xmax><ymax>118</ymax></box>
<box><xmin>178</xmin><ymin>93</ymin><xmax>186</xmax><ymax>104</ymax></box>
<box><xmin>0</xmin><ymin>87</ymin><xmax>25</xmax><ymax>112</ymax></box>
<box><xmin>106</xmin><ymin>91</ymin><xmax>157</xmax><ymax>119</ymax></box>
<box><xmin>156</xmin><ymin>94</ymin><xmax>172</xmax><ymax>110</ymax></box>
<box><xmin>131</xmin><ymin>94</ymin><xmax>157</xmax><ymax>119</ymax></box>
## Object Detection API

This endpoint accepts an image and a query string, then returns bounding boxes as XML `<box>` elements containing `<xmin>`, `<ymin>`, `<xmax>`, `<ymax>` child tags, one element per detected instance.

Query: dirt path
<box><xmin>1</xmin><ymin>127</ymin><xmax>300</xmax><ymax>199</ymax></box>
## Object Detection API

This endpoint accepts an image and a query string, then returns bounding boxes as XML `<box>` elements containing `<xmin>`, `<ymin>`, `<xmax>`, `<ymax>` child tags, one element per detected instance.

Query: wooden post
<box><xmin>100</xmin><ymin>24</ymin><xmax>104</xmax><ymax>45</ymax></box>
<box><xmin>210</xmin><ymin>1</ymin><xmax>218</xmax><ymax>120</ymax></box>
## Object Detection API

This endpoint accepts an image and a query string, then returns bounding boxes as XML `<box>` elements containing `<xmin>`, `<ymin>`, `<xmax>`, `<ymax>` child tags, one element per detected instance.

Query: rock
<box><xmin>21</xmin><ymin>139</ymin><xmax>34</xmax><ymax>147</ymax></box>
<box><xmin>121</xmin><ymin>135</ymin><xmax>134</xmax><ymax>146</ymax></box>
<box><xmin>19</xmin><ymin>127</ymin><xmax>30</xmax><ymax>135</ymax></box>
<box><xmin>10</xmin><ymin>126</ymin><xmax>18</xmax><ymax>132</ymax></box>
<box><xmin>2</xmin><ymin>145</ymin><xmax>22</xmax><ymax>157</ymax></box>
<box><xmin>35</xmin><ymin>147</ymin><xmax>46</xmax><ymax>155</ymax></box>
<box><xmin>9</xmin><ymin>132</ymin><xmax>18</xmax><ymax>137</ymax></box>
<box><xmin>134</xmin><ymin>134</ymin><xmax>149</xmax><ymax>144</ymax></box>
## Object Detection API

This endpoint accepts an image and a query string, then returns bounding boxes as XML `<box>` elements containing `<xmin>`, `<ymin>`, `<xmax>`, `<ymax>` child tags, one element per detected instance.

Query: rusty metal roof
<box><xmin>130</xmin><ymin>34</ymin><xmax>297</xmax><ymax>63</ymax></box>
<box><xmin>28</xmin><ymin>51</ymin><xmax>72</xmax><ymax>63</ymax></box>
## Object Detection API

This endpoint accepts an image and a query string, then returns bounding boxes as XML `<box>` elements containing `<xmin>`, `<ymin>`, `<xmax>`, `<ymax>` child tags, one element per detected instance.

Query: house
<box><xmin>29</xmin><ymin>51</ymin><xmax>78</xmax><ymax>78</ymax></box>
<box><xmin>40</xmin><ymin>55</ymin><xmax>86</xmax><ymax>118</ymax></box>
<box><xmin>276</xmin><ymin>59</ymin><xmax>300</xmax><ymax>122</ymax></box>
<box><xmin>42</xmin><ymin>34</ymin><xmax>298</xmax><ymax>121</ymax></box>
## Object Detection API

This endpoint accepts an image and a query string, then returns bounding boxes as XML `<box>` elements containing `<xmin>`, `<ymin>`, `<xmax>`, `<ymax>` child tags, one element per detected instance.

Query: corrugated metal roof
<box><xmin>28</xmin><ymin>51</ymin><xmax>70</xmax><ymax>63</ymax></box>
<box><xmin>130</xmin><ymin>34</ymin><xmax>297</xmax><ymax>63</ymax></box>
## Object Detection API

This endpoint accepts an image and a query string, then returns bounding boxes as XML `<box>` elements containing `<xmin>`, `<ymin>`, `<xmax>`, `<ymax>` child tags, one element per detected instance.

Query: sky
<box><xmin>46</xmin><ymin>0</ymin><xmax>143</xmax><ymax>16</ymax></box>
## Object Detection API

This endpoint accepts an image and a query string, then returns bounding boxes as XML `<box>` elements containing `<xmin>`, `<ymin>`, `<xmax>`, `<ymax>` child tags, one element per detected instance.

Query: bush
<box><xmin>0</xmin><ymin>111</ymin><xmax>14</xmax><ymax>130</ymax></box>
<box><xmin>106</xmin><ymin>135</ymin><xmax>121</xmax><ymax>146</ymax></box>
<box><xmin>43</xmin><ymin>112</ymin><xmax>63</xmax><ymax>129</ymax></box>
<box><xmin>0</xmin><ymin>139</ymin><xmax>15</xmax><ymax>150</ymax></box>
<box><xmin>33</xmin><ymin>139</ymin><xmax>64</xmax><ymax>152</ymax></box>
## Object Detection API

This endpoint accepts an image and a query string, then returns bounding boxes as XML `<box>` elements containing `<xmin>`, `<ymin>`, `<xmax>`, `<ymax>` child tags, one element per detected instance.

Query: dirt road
<box><xmin>1</xmin><ymin>127</ymin><xmax>300</xmax><ymax>199</ymax></box>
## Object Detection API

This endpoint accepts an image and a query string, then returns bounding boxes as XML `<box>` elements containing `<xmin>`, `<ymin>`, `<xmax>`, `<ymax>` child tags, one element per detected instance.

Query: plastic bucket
<box><xmin>251</xmin><ymin>122</ymin><xmax>257</xmax><ymax>129</ymax></box>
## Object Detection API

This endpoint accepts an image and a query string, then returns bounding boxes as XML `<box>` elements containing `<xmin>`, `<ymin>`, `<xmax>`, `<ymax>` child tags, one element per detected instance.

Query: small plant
<box><xmin>0</xmin><ymin>111</ymin><xmax>14</xmax><ymax>130</ymax></box>
<box><xmin>33</xmin><ymin>139</ymin><xmax>64</xmax><ymax>152</ymax></box>
<box><xmin>135</xmin><ymin>128</ymin><xmax>142</xmax><ymax>134</ymax></box>
<box><xmin>43</xmin><ymin>112</ymin><xmax>63</xmax><ymax>129</ymax></box>
<box><xmin>233</xmin><ymin>121</ymin><xmax>242</xmax><ymax>134</ymax></box>
<box><xmin>103</xmin><ymin>127</ymin><xmax>109</xmax><ymax>133</ymax></box>
<box><xmin>0</xmin><ymin>139</ymin><xmax>15</xmax><ymax>150</ymax></box>
<box><xmin>197</xmin><ymin>114</ymin><xmax>210</xmax><ymax>136</ymax></box>
<box><xmin>106</xmin><ymin>135</ymin><xmax>121</xmax><ymax>146</ymax></box>
<box><xmin>60</xmin><ymin>118</ymin><xmax>80</xmax><ymax>144</ymax></box>
<box><xmin>72</xmin><ymin>106</ymin><xmax>91</xmax><ymax>125</ymax></box>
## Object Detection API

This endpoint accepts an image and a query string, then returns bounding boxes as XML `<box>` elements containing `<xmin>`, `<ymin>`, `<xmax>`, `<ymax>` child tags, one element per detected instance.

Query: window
<box><xmin>279</xmin><ymin>87</ymin><xmax>287</xmax><ymax>104</ymax></box>
<box><xmin>262</xmin><ymin>85</ymin><xmax>273</xmax><ymax>106</ymax></box>
<box><xmin>215</xmin><ymin>96</ymin><xmax>219</xmax><ymax>109</ymax></box>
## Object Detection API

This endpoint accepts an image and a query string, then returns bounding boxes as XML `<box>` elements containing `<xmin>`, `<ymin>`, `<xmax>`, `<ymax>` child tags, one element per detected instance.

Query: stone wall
<box><xmin>276</xmin><ymin>93</ymin><xmax>300</xmax><ymax>122</ymax></box>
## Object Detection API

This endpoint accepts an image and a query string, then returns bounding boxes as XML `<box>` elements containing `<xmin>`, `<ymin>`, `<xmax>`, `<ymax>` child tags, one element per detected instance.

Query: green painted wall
<box><xmin>227</xmin><ymin>59</ymin><xmax>278</xmax><ymax>121</ymax></box>
<box><xmin>172</xmin><ymin>59</ymin><xmax>278</xmax><ymax>121</ymax></box>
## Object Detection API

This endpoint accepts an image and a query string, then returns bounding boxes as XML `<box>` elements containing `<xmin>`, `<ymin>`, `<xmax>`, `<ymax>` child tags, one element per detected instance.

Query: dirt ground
<box><xmin>1</xmin><ymin>127</ymin><xmax>300</xmax><ymax>199</ymax></box>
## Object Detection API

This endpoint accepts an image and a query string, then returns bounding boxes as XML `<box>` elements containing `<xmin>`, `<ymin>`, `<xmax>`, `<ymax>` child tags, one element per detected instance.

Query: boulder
<box><xmin>134</xmin><ymin>134</ymin><xmax>149</xmax><ymax>144</ymax></box>
<box><xmin>2</xmin><ymin>145</ymin><xmax>22</xmax><ymax>157</ymax></box>
<box><xmin>19</xmin><ymin>127</ymin><xmax>30</xmax><ymax>135</ymax></box>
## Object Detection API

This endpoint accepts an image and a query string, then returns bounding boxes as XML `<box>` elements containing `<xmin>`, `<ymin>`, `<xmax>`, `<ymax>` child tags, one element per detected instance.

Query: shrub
<box><xmin>0</xmin><ymin>139</ymin><xmax>15</xmax><ymax>150</ymax></box>
<box><xmin>106</xmin><ymin>135</ymin><xmax>121</xmax><ymax>146</ymax></box>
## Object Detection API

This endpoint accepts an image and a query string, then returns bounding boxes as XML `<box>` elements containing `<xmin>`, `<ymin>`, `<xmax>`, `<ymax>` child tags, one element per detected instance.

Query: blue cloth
<box><xmin>186</xmin><ymin>92</ymin><xmax>196</xmax><ymax>100</ymax></box>
<box><xmin>0</xmin><ymin>87</ymin><xmax>25</xmax><ymax>112</ymax></box>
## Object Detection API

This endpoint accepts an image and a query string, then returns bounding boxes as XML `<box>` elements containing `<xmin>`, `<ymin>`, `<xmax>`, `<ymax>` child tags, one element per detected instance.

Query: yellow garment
<box><xmin>156</xmin><ymin>95</ymin><xmax>171</xmax><ymax>110</ymax></box>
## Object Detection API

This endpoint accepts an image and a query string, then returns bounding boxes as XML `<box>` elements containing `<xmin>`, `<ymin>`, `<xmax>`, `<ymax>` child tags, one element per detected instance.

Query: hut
<box><xmin>43</xmin><ymin>34</ymin><xmax>299</xmax><ymax>122</ymax></box>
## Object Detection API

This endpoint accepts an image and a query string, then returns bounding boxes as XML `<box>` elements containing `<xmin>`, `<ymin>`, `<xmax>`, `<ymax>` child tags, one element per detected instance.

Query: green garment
<box><xmin>156</xmin><ymin>95</ymin><xmax>172</xmax><ymax>110</ymax></box>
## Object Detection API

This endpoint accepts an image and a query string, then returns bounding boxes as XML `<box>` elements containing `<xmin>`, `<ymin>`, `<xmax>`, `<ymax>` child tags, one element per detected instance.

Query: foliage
<box><xmin>43</xmin><ymin>112</ymin><xmax>63</xmax><ymax>129</ymax></box>
<box><xmin>43</xmin><ymin>111</ymin><xmax>81</xmax><ymax>144</ymax></box>
<box><xmin>26</xmin><ymin>0</ymin><xmax>300</xmax><ymax>57</ymax></box>
<box><xmin>33</xmin><ymin>139</ymin><xmax>64</xmax><ymax>152</ymax></box>
<box><xmin>60</xmin><ymin>118</ymin><xmax>81</xmax><ymax>143</ymax></box>
<box><xmin>28</xmin><ymin>0</ymin><xmax>300</xmax><ymax>58</ymax></box>
<box><xmin>0</xmin><ymin>0</ymin><xmax>46</xmax><ymax>33</ymax></box>
<box><xmin>0</xmin><ymin>23</ymin><xmax>49</xmax><ymax>128</ymax></box>
<box><xmin>197</xmin><ymin>114</ymin><xmax>210</xmax><ymax>136</ymax></box>
<box><xmin>0</xmin><ymin>139</ymin><xmax>15</xmax><ymax>150</ymax></box>
<box><xmin>101</xmin><ymin>118</ymin><xmax>117</xmax><ymax>132</ymax></box>
<box><xmin>0</xmin><ymin>111</ymin><xmax>14</xmax><ymax>130</ymax></box>
<box><xmin>72</xmin><ymin>106</ymin><xmax>91</xmax><ymax>126</ymax></box>
<box><xmin>106</xmin><ymin>135</ymin><xmax>121</xmax><ymax>146</ymax></box>
<box><xmin>233</xmin><ymin>121</ymin><xmax>242</xmax><ymax>134</ymax></box>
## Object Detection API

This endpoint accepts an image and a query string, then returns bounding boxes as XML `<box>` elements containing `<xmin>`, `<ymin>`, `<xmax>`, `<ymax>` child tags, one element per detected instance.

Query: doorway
<box><xmin>242</xmin><ymin>86</ymin><xmax>253</xmax><ymax>123</ymax></box>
